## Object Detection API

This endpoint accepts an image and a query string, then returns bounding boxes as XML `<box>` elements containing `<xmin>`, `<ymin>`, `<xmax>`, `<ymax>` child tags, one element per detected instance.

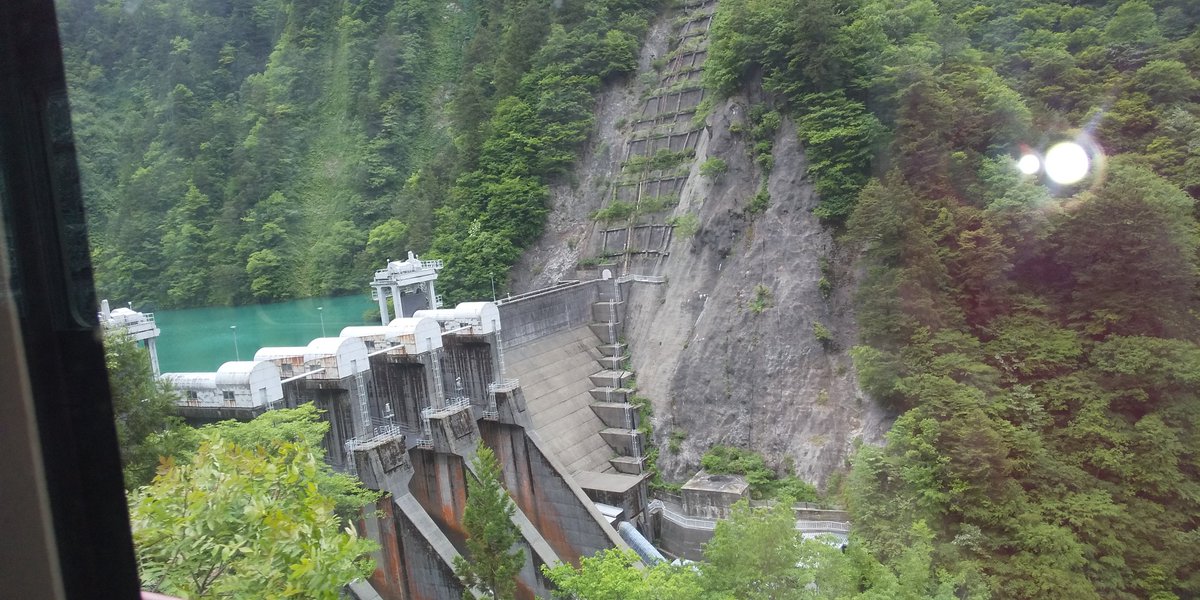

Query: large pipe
<box><xmin>618</xmin><ymin>521</ymin><xmax>665</xmax><ymax>566</ymax></box>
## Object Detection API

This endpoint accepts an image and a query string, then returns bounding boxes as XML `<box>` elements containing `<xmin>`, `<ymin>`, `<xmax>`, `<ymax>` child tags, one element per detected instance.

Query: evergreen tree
<box><xmin>454</xmin><ymin>441</ymin><xmax>525</xmax><ymax>600</ymax></box>
<box><xmin>103</xmin><ymin>330</ymin><xmax>185</xmax><ymax>488</ymax></box>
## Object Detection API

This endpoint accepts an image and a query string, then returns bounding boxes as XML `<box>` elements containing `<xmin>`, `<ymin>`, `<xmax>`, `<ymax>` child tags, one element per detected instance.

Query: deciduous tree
<box><xmin>128</xmin><ymin>434</ymin><xmax>377</xmax><ymax>599</ymax></box>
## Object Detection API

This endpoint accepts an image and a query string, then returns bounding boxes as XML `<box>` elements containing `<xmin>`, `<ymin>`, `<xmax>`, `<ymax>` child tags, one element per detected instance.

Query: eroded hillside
<box><xmin>510</xmin><ymin>0</ymin><xmax>889</xmax><ymax>488</ymax></box>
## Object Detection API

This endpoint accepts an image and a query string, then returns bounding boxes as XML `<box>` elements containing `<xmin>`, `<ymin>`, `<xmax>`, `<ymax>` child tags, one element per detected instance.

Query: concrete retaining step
<box><xmin>609</xmin><ymin>455</ymin><xmax>647</xmax><ymax>475</ymax></box>
<box><xmin>597</xmin><ymin>343</ymin><xmax>627</xmax><ymax>357</ymax></box>
<box><xmin>591</xmin><ymin>301</ymin><xmax>624</xmax><ymax>323</ymax></box>
<box><xmin>600</xmin><ymin>427</ymin><xmax>644</xmax><ymax>456</ymax></box>
<box><xmin>588</xmin><ymin>322</ymin><xmax>622</xmax><ymax>344</ymax></box>
<box><xmin>589</xmin><ymin>370</ymin><xmax>634</xmax><ymax>389</ymax></box>
<box><xmin>590</xmin><ymin>401</ymin><xmax>639</xmax><ymax>429</ymax></box>
<box><xmin>596</xmin><ymin>355</ymin><xmax>629</xmax><ymax>370</ymax></box>
<box><xmin>589</xmin><ymin>387</ymin><xmax>632</xmax><ymax>402</ymax></box>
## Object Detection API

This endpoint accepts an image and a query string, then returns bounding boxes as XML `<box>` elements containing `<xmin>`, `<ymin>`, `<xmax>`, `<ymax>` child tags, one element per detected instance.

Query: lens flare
<box><xmin>1017</xmin><ymin>154</ymin><xmax>1041</xmax><ymax>175</ymax></box>
<box><xmin>1044</xmin><ymin>142</ymin><xmax>1090</xmax><ymax>185</ymax></box>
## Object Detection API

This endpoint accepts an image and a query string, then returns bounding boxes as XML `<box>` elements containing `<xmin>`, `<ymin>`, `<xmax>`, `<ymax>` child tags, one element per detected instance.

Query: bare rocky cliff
<box><xmin>510</xmin><ymin>1</ymin><xmax>890</xmax><ymax>489</ymax></box>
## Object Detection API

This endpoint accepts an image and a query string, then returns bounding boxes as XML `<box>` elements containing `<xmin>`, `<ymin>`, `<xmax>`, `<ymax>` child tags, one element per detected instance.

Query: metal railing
<box><xmin>484</xmin><ymin>379</ymin><xmax>520</xmax><ymax>421</ymax></box>
<box><xmin>615</xmin><ymin>274</ymin><xmax>666</xmax><ymax>284</ymax></box>
<box><xmin>415</xmin><ymin>397</ymin><xmax>472</xmax><ymax>447</ymax></box>
<box><xmin>650</xmin><ymin>500</ymin><xmax>851</xmax><ymax>534</ymax></box>
<box><xmin>372</xmin><ymin>259</ymin><xmax>443</xmax><ymax>281</ymax></box>
<box><xmin>795</xmin><ymin>520</ymin><xmax>851</xmax><ymax>534</ymax></box>
<box><xmin>488</xmin><ymin>379</ymin><xmax>520</xmax><ymax>393</ymax></box>
<box><xmin>342</xmin><ymin>420</ymin><xmax>408</xmax><ymax>475</ymax></box>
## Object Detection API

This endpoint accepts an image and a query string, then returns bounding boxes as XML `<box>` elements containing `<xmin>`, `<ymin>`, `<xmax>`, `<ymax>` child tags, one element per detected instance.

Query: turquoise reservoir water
<box><xmin>154</xmin><ymin>295</ymin><xmax>378</xmax><ymax>373</ymax></box>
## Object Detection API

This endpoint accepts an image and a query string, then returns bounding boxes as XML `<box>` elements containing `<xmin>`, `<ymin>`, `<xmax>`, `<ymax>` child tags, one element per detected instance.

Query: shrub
<box><xmin>701</xmin><ymin>446</ymin><xmax>819</xmax><ymax>501</ymax></box>
<box><xmin>700</xmin><ymin>157</ymin><xmax>729</xmax><ymax>178</ymax></box>
<box><xmin>624</xmin><ymin>149</ymin><xmax>695</xmax><ymax>174</ymax></box>
<box><xmin>749</xmin><ymin>283</ymin><xmax>773</xmax><ymax>314</ymax></box>
<box><xmin>813</xmin><ymin>321</ymin><xmax>833</xmax><ymax>348</ymax></box>
<box><xmin>590</xmin><ymin>201</ymin><xmax>635</xmax><ymax>222</ymax></box>
<box><xmin>751</xmin><ymin>109</ymin><xmax>781</xmax><ymax>140</ymax></box>
<box><xmin>668</xmin><ymin>429</ymin><xmax>687</xmax><ymax>453</ymax></box>
<box><xmin>755</xmin><ymin>152</ymin><xmax>775</xmax><ymax>173</ymax></box>
<box><xmin>637</xmin><ymin>195</ymin><xmax>677</xmax><ymax>214</ymax></box>
<box><xmin>668</xmin><ymin>213</ymin><xmax>700</xmax><ymax>238</ymax></box>
<box><xmin>818</xmin><ymin>276</ymin><xmax>832</xmax><ymax>299</ymax></box>
<box><xmin>747</xmin><ymin>185</ymin><xmax>770</xmax><ymax>215</ymax></box>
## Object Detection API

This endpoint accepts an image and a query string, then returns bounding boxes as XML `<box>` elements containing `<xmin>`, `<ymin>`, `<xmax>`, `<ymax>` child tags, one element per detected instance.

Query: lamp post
<box><xmin>490</xmin><ymin>272</ymin><xmax>496</xmax><ymax>302</ymax></box>
<box><xmin>317</xmin><ymin>306</ymin><xmax>326</xmax><ymax>337</ymax></box>
<box><xmin>231</xmin><ymin>325</ymin><xmax>240</xmax><ymax>361</ymax></box>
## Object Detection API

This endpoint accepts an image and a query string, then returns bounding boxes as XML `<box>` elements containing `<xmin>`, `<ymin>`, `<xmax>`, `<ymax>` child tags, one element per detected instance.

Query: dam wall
<box><xmin>498</xmin><ymin>281</ymin><xmax>603</xmax><ymax>348</ymax></box>
<box><xmin>500</xmin><ymin>280</ymin><xmax>619</xmax><ymax>475</ymax></box>
<box><xmin>481</xmin><ymin>420</ymin><xmax>622</xmax><ymax>564</ymax></box>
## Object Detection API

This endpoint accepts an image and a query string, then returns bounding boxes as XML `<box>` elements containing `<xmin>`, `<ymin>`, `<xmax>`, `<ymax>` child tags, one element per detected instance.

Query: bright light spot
<box><xmin>1044</xmin><ymin>142</ymin><xmax>1090</xmax><ymax>185</ymax></box>
<box><xmin>1017</xmin><ymin>154</ymin><xmax>1041</xmax><ymax>175</ymax></box>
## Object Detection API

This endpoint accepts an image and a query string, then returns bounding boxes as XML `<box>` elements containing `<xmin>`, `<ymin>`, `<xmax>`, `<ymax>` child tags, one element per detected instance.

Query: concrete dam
<box><xmin>160</xmin><ymin>258</ymin><xmax>652</xmax><ymax>599</ymax></box>
<box><xmin>152</xmin><ymin>254</ymin><xmax>848</xmax><ymax>599</ymax></box>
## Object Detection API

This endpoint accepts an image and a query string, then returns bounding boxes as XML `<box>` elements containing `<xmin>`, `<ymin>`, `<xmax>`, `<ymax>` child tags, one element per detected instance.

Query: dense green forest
<box><xmin>60</xmin><ymin>0</ymin><xmax>654</xmax><ymax>308</ymax></box>
<box><xmin>705</xmin><ymin>0</ymin><xmax>1200</xmax><ymax>597</ymax></box>
<box><xmin>77</xmin><ymin>0</ymin><xmax>1200</xmax><ymax>597</ymax></box>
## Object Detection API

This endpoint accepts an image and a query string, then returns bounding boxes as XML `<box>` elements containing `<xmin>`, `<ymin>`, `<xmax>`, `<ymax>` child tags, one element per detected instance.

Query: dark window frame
<box><xmin>0</xmin><ymin>0</ymin><xmax>142</xmax><ymax>597</ymax></box>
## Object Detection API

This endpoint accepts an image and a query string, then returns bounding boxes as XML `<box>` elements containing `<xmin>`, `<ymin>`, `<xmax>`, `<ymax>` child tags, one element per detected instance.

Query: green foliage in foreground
<box><xmin>128</xmin><ymin>434</ymin><xmax>377</xmax><ymax>599</ymax></box>
<box><xmin>547</xmin><ymin>500</ymin><xmax>974</xmax><ymax>599</ymax></box>
<box><xmin>103</xmin><ymin>331</ymin><xmax>189</xmax><ymax>488</ymax></box>
<box><xmin>545</xmin><ymin>548</ymin><xmax>706</xmax><ymax>600</ymax></box>
<box><xmin>140</xmin><ymin>404</ymin><xmax>381</xmax><ymax>519</ymax></box>
<box><xmin>455</xmin><ymin>442</ymin><xmax>525</xmax><ymax>600</ymax></box>
<box><xmin>842</xmin><ymin>159</ymin><xmax>1200</xmax><ymax>598</ymax></box>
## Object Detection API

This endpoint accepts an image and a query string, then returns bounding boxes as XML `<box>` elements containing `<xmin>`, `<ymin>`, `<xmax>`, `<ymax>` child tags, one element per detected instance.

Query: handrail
<box><xmin>488</xmin><ymin>379</ymin><xmax>520</xmax><ymax>393</ymax></box>
<box><xmin>616</xmin><ymin>274</ymin><xmax>666</xmax><ymax>284</ymax></box>
<box><xmin>652</xmin><ymin>501</ymin><xmax>850</xmax><ymax>534</ymax></box>
<box><xmin>495</xmin><ymin>280</ymin><xmax>587</xmax><ymax>305</ymax></box>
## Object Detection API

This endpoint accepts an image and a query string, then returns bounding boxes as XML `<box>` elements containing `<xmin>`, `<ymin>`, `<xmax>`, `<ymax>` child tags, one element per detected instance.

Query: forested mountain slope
<box><xmin>60</xmin><ymin>0</ymin><xmax>657</xmax><ymax>308</ymax></box>
<box><xmin>63</xmin><ymin>0</ymin><xmax>1200</xmax><ymax>596</ymax></box>
<box><xmin>696</xmin><ymin>0</ymin><xmax>1200</xmax><ymax>597</ymax></box>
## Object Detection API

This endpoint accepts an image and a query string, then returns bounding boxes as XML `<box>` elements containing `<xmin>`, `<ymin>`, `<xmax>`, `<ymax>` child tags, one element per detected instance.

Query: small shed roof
<box><xmin>254</xmin><ymin>346</ymin><xmax>308</xmax><ymax>361</ymax></box>
<box><xmin>161</xmin><ymin>372</ymin><xmax>217</xmax><ymax>389</ymax></box>
<box><xmin>413</xmin><ymin>301</ymin><xmax>501</xmax><ymax>334</ymax></box>
<box><xmin>215</xmin><ymin>360</ymin><xmax>279</xmax><ymax>387</ymax></box>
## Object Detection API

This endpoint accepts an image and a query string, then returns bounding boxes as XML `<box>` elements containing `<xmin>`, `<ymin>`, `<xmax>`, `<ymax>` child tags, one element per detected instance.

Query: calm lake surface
<box><xmin>154</xmin><ymin>295</ymin><xmax>378</xmax><ymax>372</ymax></box>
